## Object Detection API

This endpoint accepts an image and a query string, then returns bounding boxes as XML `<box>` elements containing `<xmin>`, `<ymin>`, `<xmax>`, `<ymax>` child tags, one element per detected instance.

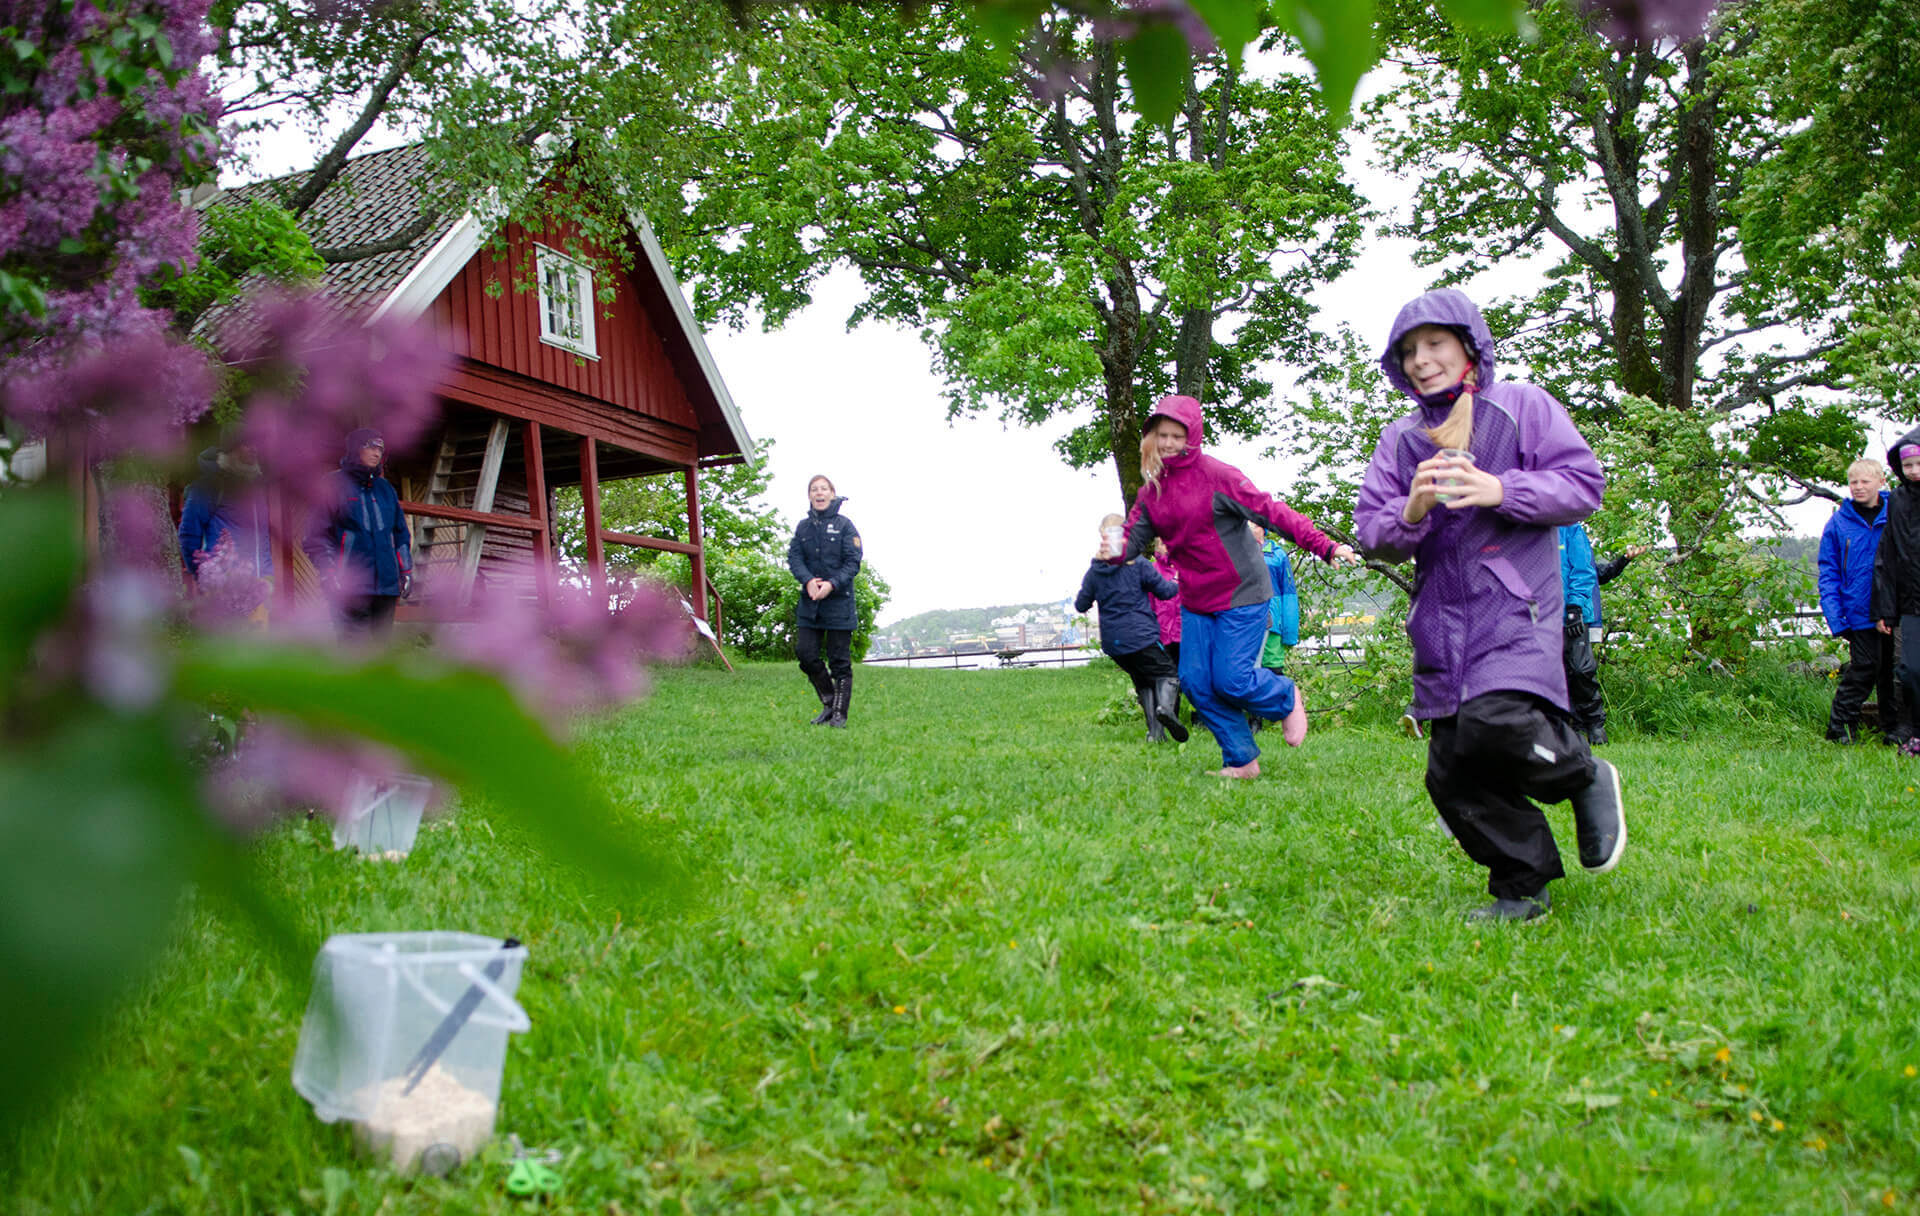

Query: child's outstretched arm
<box><xmin>1227</xmin><ymin>476</ymin><xmax>1348</xmax><ymax>564</ymax></box>
<box><xmin>1143</xmin><ymin>559</ymin><xmax>1180</xmax><ymax>601</ymax></box>
<box><xmin>1074</xmin><ymin>570</ymin><xmax>1098</xmax><ymax>615</ymax></box>
<box><xmin>1119</xmin><ymin>500</ymin><xmax>1157</xmax><ymax>562</ymax></box>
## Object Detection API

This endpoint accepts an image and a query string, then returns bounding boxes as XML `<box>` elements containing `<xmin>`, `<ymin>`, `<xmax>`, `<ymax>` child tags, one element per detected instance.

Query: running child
<box><xmin>1117</xmin><ymin>395</ymin><xmax>1357</xmax><ymax>778</ymax></box>
<box><xmin>1354</xmin><ymin>288</ymin><xmax>1624</xmax><ymax>922</ymax></box>
<box><xmin>1076</xmin><ymin>514</ymin><xmax>1189</xmax><ymax>743</ymax></box>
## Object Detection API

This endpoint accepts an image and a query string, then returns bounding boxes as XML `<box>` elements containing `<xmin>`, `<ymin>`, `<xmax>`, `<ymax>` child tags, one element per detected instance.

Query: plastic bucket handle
<box><xmin>392</xmin><ymin>954</ymin><xmax>531</xmax><ymax>1034</ymax></box>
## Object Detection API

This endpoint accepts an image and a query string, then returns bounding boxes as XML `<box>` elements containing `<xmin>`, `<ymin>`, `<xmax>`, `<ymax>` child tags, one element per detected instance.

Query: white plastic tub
<box><xmin>330</xmin><ymin>776</ymin><xmax>436</xmax><ymax>857</ymax></box>
<box><xmin>291</xmin><ymin>932</ymin><xmax>529</xmax><ymax>1173</ymax></box>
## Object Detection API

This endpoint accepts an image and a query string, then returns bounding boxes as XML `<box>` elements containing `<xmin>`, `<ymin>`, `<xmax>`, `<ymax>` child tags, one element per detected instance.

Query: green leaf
<box><xmin>0</xmin><ymin>490</ymin><xmax>81</xmax><ymax>701</ymax></box>
<box><xmin>1437</xmin><ymin>0</ymin><xmax>1535</xmax><ymax>36</ymax></box>
<box><xmin>0</xmin><ymin>711</ymin><xmax>221</xmax><ymax>1140</ymax></box>
<box><xmin>1121</xmin><ymin>23</ymin><xmax>1192</xmax><ymax>129</ymax></box>
<box><xmin>171</xmin><ymin>645</ymin><xmax>685</xmax><ymax>900</ymax></box>
<box><xmin>1186</xmin><ymin>0</ymin><xmax>1265</xmax><ymax>62</ymax></box>
<box><xmin>1274</xmin><ymin>0</ymin><xmax>1378</xmax><ymax>122</ymax></box>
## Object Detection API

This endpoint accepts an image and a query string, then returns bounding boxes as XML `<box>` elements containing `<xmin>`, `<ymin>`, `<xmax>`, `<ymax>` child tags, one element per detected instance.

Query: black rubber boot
<box><xmin>1138</xmin><ymin>688</ymin><xmax>1164</xmax><ymax>742</ymax></box>
<box><xmin>829</xmin><ymin>675</ymin><xmax>852</xmax><ymax>728</ymax></box>
<box><xmin>805</xmin><ymin>669</ymin><xmax>834</xmax><ymax>724</ymax></box>
<box><xmin>1154</xmin><ymin>677</ymin><xmax>1189</xmax><ymax>743</ymax></box>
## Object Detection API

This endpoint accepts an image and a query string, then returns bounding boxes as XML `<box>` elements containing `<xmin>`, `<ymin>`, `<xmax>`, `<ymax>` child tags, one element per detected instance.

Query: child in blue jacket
<box><xmin>1821</xmin><ymin>457</ymin><xmax>1892</xmax><ymax>742</ymax></box>
<box><xmin>1077</xmin><ymin>513</ymin><xmax>1188</xmax><ymax>743</ymax></box>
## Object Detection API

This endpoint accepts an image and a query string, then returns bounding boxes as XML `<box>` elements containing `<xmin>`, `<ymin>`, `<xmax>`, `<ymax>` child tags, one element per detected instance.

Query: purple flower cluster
<box><xmin>1578</xmin><ymin>0</ymin><xmax>1725</xmax><ymax>44</ymax></box>
<box><xmin>204</xmin><ymin>720</ymin><xmax>420</xmax><ymax>833</ymax></box>
<box><xmin>221</xmin><ymin>291</ymin><xmax>447</xmax><ymax>516</ymax></box>
<box><xmin>0</xmin><ymin>0</ymin><xmax>220</xmax><ymax>362</ymax></box>
<box><xmin>437</xmin><ymin>575</ymin><xmax>692</xmax><ymax>729</ymax></box>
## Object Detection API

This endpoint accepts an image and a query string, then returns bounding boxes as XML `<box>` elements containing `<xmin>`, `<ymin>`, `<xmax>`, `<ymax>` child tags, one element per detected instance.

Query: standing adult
<box><xmin>1872</xmin><ymin>431</ymin><xmax>1920</xmax><ymax>754</ymax></box>
<box><xmin>1820</xmin><ymin>458</ymin><xmax>1893</xmax><ymax>744</ymax></box>
<box><xmin>179</xmin><ymin>436</ymin><xmax>274</xmax><ymax>626</ymax></box>
<box><xmin>788</xmin><ymin>474</ymin><xmax>863</xmax><ymax>728</ymax></box>
<box><xmin>1354</xmin><ymin>288</ymin><xmax>1623</xmax><ymax>922</ymax></box>
<box><xmin>302</xmin><ymin>427</ymin><xmax>412</xmax><ymax>639</ymax></box>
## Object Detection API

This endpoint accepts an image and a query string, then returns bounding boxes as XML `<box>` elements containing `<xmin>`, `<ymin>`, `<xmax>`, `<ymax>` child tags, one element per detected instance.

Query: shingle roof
<box><xmin>208</xmin><ymin>143</ymin><xmax>460</xmax><ymax>320</ymax></box>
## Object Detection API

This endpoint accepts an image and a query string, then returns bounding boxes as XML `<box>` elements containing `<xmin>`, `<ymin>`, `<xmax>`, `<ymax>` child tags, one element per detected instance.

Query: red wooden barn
<box><xmin>205</xmin><ymin>143</ymin><xmax>753</xmax><ymax>627</ymax></box>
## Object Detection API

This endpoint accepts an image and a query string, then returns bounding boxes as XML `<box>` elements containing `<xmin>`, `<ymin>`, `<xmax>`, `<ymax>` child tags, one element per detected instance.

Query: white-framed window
<box><xmin>534</xmin><ymin>245</ymin><xmax>598</xmax><ymax>358</ymax></box>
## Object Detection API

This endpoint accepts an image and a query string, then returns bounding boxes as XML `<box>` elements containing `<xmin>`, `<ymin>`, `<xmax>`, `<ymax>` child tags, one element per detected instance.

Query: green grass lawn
<box><xmin>9</xmin><ymin>662</ymin><xmax>1920</xmax><ymax>1213</ymax></box>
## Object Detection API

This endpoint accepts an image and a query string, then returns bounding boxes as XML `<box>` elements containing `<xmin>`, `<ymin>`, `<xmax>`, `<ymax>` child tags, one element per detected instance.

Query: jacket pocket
<box><xmin>1481</xmin><ymin>556</ymin><xmax>1539</xmax><ymax>625</ymax></box>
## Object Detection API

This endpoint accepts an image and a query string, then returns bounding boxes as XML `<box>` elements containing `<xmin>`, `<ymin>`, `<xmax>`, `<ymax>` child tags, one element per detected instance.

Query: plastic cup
<box><xmin>1435</xmin><ymin>448</ymin><xmax>1473</xmax><ymax>501</ymax></box>
<box><xmin>1102</xmin><ymin>525</ymin><xmax>1125</xmax><ymax>556</ymax></box>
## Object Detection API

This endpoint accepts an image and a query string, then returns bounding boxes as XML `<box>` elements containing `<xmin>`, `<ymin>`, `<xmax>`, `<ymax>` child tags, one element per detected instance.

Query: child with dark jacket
<box><xmin>1872</xmin><ymin>430</ymin><xmax>1920</xmax><ymax>753</ymax></box>
<box><xmin>1078</xmin><ymin>514</ymin><xmax>1188</xmax><ymax>743</ymax></box>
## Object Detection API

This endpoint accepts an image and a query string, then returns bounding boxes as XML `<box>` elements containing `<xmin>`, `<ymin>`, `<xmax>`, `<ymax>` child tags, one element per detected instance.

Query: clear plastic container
<box><xmin>291</xmin><ymin>932</ymin><xmax>529</xmax><ymax>1173</ymax></box>
<box><xmin>330</xmin><ymin>775</ymin><xmax>435</xmax><ymax>856</ymax></box>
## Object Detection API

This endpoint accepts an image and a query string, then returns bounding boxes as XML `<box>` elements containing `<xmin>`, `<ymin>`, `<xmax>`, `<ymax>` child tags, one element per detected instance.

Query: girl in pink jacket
<box><xmin>1119</xmin><ymin>395</ymin><xmax>1357</xmax><ymax>777</ymax></box>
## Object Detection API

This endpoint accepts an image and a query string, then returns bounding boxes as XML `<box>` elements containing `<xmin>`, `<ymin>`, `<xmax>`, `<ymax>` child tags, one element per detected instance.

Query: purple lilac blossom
<box><xmin>1577</xmin><ymin>0</ymin><xmax>1724</xmax><ymax>43</ymax></box>
<box><xmin>436</xmin><ymin>575</ymin><xmax>692</xmax><ymax>728</ymax></box>
<box><xmin>190</xmin><ymin>534</ymin><xmax>274</xmax><ymax>625</ymax></box>
<box><xmin>203</xmin><ymin>720</ymin><xmax>423</xmax><ymax>833</ymax></box>
<box><xmin>224</xmin><ymin>292</ymin><xmax>446</xmax><ymax>513</ymax></box>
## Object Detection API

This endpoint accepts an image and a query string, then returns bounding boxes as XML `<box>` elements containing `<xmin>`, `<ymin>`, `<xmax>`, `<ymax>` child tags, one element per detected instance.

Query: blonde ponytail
<box><xmin>1424</xmin><ymin>390</ymin><xmax>1475</xmax><ymax>451</ymax></box>
<box><xmin>1139</xmin><ymin>431</ymin><xmax>1164</xmax><ymax>493</ymax></box>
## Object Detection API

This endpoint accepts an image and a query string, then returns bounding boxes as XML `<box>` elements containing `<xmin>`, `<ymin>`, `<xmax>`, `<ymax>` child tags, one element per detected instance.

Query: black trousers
<box><xmin>1426</xmin><ymin>691</ymin><xmax>1596</xmax><ymax>901</ymax></box>
<box><xmin>1829</xmin><ymin>628</ymin><xmax>1895</xmax><ymax>737</ymax></box>
<box><xmin>339</xmin><ymin>594</ymin><xmax>398</xmax><ymax>639</ymax></box>
<box><xmin>1111</xmin><ymin>643</ymin><xmax>1177</xmax><ymax>693</ymax></box>
<box><xmin>1562</xmin><ymin>605</ymin><xmax>1605</xmax><ymax>736</ymax></box>
<box><xmin>796</xmin><ymin>626</ymin><xmax>852</xmax><ymax>698</ymax></box>
<box><xmin>1894</xmin><ymin>617</ymin><xmax>1920</xmax><ymax>738</ymax></box>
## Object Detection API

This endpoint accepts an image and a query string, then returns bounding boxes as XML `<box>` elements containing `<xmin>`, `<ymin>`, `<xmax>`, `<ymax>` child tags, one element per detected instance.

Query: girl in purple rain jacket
<box><xmin>1354</xmin><ymin>289</ymin><xmax>1625</xmax><ymax>922</ymax></box>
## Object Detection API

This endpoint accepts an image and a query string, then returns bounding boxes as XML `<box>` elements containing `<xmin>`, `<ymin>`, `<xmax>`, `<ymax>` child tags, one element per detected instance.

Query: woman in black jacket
<box><xmin>787</xmin><ymin>475</ymin><xmax>864</xmax><ymax>727</ymax></box>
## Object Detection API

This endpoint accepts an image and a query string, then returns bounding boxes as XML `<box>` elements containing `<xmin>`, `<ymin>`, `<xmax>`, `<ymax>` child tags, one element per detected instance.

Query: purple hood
<box><xmin>1380</xmin><ymin>289</ymin><xmax>1498</xmax><ymax>400</ymax></box>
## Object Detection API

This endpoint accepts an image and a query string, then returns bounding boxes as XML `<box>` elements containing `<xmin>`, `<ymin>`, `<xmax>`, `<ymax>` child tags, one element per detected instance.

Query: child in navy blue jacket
<box><xmin>1077</xmin><ymin>513</ymin><xmax>1188</xmax><ymax>743</ymax></box>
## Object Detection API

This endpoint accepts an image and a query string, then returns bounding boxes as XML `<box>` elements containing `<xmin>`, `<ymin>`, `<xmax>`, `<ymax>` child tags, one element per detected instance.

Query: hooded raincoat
<box><xmin>1354</xmin><ymin>289</ymin><xmax>1604</xmax><ymax>720</ymax></box>
<box><xmin>1121</xmin><ymin>395</ymin><xmax>1338</xmax><ymax>608</ymax></box>
<box><xmin>1871</xmin><ymin>423</ymin><xmax>1920</xmax><ymax>625</ymax></box>
<box><xmin>302</xmin><ymin>430</ymin><xmax>411</xmax><ymax>598</ymax></box>
<box><xmin>1822</xmin><ymin>489</ymin><xmax>1889</xmax><ymax>635</ymax></box>
<box><xmin>179</xmin><ymin>446</ymin><xmax>274</xmax><ymax>579</ymax></box>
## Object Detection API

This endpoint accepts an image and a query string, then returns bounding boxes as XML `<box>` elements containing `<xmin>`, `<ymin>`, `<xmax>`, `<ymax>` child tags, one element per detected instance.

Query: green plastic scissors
<box><xmin>506</xmin><ymin>1152</ymin><xmax>560</xmax><ymax>1197</ymax></box>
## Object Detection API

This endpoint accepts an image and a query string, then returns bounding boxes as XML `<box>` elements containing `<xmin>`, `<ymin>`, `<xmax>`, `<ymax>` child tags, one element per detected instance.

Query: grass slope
<box><xmin>9</xmin><ymin>663</ymin><xmax>1920</xmax><ymax>1213</ymax></box>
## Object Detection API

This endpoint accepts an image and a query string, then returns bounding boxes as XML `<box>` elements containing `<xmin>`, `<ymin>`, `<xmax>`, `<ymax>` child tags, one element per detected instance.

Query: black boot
<box><xmin>1138</xmin><ymin>688</ymin><xmax>1164</xmax><ymax>742</ymax></box>
<box><xmin>829</xmin><ymin>675</ymin><xmax>852</xmax><ymax>728</ymax></box>
<box><xmin>806</xmin><ymin>671</ymin><xmax>834</xmax><ymax>724</ymax></box>
<box><xmin>1154</xmin><ymin>677</ymin><xmax>1189</xmax><ymax>743</ymax></box>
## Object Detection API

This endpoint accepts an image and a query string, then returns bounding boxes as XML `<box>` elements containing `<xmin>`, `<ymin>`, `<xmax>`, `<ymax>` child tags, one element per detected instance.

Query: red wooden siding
<box><xmin>424</xmin><ymin>219</ymin><xmax>702</xmax><ymax>449</ymax></box>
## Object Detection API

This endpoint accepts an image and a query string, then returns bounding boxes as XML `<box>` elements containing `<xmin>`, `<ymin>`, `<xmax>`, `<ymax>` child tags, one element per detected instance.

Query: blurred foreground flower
<box><xmin>437</xmin><ymin>576</ymin><xmax>693</xmax><ymax>729</ymax></box>
<box><xmin>1577</xmin><ymin>0</ymin><xmax>1725</xmax><ymax>44</ymax></box>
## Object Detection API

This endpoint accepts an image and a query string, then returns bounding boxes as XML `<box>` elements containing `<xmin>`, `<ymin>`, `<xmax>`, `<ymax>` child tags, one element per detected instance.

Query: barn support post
<box><xmin>522</xmin><ymin>420</ymin><xmax>550</xmax><ymax>605</ymax></box>
<box><xmin>684</xmin><ymin>464</ymin><xmax>706</xmax><ymax>622</ymax></box>
<box><xmin>456</xmin><ymin>417</ymin><xmax>511</xmax><ymax>604</ymax></box>
<box><xmin>272</xmin><ymin>482</ymin><xmax>298</xmax><ymax>611</ymax></box>
<box><xmin>580</xmin><ymin>434</ymin><xmax>604</xmax><ymax>604</ymax></box>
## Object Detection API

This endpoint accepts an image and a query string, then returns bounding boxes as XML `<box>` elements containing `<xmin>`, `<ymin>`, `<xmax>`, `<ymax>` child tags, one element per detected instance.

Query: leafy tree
<box><xmin>1328</xmin><ymin>0</ymin><xmax>1906</xmax><ymax>659</ymax></box>
<box><xmin>670</xmin><ymin>5</ymin><xmax>1364</xmax><ymax>504</ymax></box>
<box><xmin>552</xmin><ymin>439</ymin><xmax>787</xmax><ymax>575</ymax></box>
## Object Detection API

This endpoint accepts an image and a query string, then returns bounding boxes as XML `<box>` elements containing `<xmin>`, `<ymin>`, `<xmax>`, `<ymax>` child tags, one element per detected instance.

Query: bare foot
<box><xmin>1282</xmin><ymin>690</ymin><xmax>1308</xmax><ymax>747</ymax></box>
<box><xmin>1211</xmin><ymin>759</ymin><xmax>1261</xmax><ymax>779</ymax></box>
